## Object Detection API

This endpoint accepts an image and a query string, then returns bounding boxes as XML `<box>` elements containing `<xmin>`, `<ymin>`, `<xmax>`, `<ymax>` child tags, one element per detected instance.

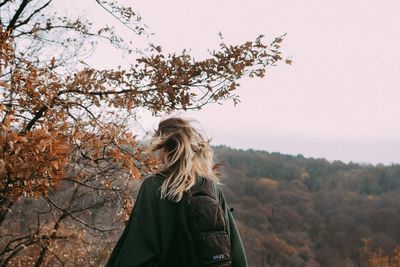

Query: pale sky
<box><xmin>56</xmin><ymin>0</ymin><xmax>400</xmax><ymax>165</ymax></box>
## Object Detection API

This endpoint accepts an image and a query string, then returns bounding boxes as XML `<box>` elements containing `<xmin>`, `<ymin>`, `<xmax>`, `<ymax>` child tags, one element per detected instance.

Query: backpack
<box><xmin>178</xmin><ymin>176</ymin><xmax>232</xmax><ymax>267</ymax></box>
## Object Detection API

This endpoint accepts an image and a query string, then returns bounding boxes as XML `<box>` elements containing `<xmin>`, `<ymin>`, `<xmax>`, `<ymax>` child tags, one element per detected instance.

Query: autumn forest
<box><xmin>1</xmin><ymin>1</ymin><xmax>399</xmax><ymax>267</ymax></box>
<box><xmin>3</xmin><ymin>145</ymin><xmax>400</xmax><ymax>266</ymax></box>
<box><xmin>214</xmin><ymin>145</ymin><xmax>400</xmax><ymax>267</ymax></box>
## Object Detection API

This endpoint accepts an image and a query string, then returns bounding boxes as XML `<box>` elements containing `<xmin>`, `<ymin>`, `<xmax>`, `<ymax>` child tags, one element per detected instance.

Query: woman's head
<box><xmin>148</xmin><ymin>116</ymin><xmax>219</xmax><ymax>201</ymax></box>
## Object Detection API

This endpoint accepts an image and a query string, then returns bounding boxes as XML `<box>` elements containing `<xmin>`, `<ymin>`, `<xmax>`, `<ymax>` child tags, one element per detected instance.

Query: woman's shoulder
<box><xmin>141</xmin><ymin>173</ymin><xmax>163</xmax><ymax>187</ymax></box>
<box><xmin>139</xmin><ymin>173</ymin><xmax>166</xmax><ymax>196</ymax></box>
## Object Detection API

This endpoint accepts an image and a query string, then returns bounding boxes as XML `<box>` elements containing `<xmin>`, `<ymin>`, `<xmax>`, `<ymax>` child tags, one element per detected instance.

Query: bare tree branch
<box><xmin>6</xmin><ymin>0</ymin><xmax>30</xmax><ymax>33</ymax></box>
<box><xmin>14</xmin><ymin>0</ymin><xmax>52</xmax><ymax>29</ymax></box>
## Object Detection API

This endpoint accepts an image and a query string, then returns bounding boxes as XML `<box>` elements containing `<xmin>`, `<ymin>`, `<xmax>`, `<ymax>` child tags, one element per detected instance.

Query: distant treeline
<box><xmin>212</xmin><ymin>145</ymin><xmax>400</xmax><ymax>267</ymax></box>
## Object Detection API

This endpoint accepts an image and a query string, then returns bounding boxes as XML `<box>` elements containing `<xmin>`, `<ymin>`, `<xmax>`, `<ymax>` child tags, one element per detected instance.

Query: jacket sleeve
<box><xmin>105</xmin><ymin>179</ymin><xmax>160</xmax><ymax>267</ymax></box>
<box><xmin>215</xmin><ymin>184</ymin><xmax>248</xmax><ymax>267</ymax></box>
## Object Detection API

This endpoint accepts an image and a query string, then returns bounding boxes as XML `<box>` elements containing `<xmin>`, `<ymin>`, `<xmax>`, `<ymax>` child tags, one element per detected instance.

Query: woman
<box><xmin>105</xmin><ymin>116</ymin><xmax>247</xmax><ymax>267</ymax></box>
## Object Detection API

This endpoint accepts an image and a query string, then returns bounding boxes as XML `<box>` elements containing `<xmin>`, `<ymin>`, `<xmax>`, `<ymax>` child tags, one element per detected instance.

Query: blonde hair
<box><xmin>148</xmin><ymin>116</ymin><xmax>219</xmax><ymax>202</ymax></box>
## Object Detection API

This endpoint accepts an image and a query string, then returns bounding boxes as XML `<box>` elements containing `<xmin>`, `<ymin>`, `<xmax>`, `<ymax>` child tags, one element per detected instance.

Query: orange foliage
<box><xmin>0</xmin><ymin>123</ymin><xmax>71</xmax><ymax>199</ymax></box>
<box><xmin>257</xmin><ymin>177</ymin><xmax>279</xmax><ymax>189</ymax></box>
<box><xmin>360</xmin><ymin>239</ymin><xmax>400</xmax><ymax>267</ymax></box>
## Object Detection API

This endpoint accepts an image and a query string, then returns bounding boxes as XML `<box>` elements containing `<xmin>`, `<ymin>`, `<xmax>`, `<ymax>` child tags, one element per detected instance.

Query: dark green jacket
<box><xmin>105</xmin><ymin>175</ymin><xmax>248</xmax><ymax>267</ymax></box>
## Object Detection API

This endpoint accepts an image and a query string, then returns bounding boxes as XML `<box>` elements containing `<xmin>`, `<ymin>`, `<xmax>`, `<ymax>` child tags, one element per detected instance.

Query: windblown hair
<box><xmin>148</xmin><ymin>116</ymin><xmax>219</xmax><ymax>202</ymax></box>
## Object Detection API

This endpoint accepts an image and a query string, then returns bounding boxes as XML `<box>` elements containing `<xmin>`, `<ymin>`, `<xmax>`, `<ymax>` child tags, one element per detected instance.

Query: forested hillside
<box><xmin>213</xmin><ymin>145</ymin><xmax>400</xmax><ymax>267</ymax></box>
<box><xmin>2</xmin><ymin>145</ymin><xmax>400</xmax><ymax>266</ymax></box>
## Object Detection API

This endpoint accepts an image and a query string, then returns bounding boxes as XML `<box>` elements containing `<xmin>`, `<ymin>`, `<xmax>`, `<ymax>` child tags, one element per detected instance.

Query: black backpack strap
<box><xmin>188</xmin><ymin>178</ymin><xmax>214</xmax><ymax>203</ymax></box>
<box><xmin>179</xmin><ymin>190</ymin><xmax>199</xmax><ymax>266</ymax></box>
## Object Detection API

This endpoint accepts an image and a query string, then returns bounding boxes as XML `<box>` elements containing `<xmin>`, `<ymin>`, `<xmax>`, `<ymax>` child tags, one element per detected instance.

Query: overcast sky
<box><xmin>57</xmin><ymin>0</ymin><xmax>400</xmax><ymax>165</ymax></box>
